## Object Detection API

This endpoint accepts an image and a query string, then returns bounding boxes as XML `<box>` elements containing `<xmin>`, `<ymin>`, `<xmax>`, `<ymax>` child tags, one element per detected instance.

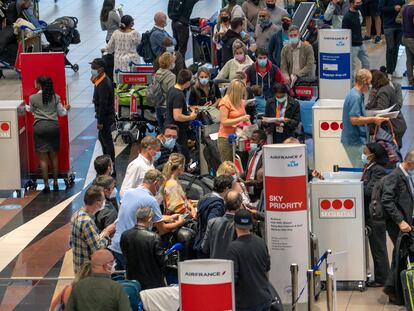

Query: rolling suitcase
<box><xmin>401</xmin><ymin>258</ymin><xmax>414</xmax><ymax>311</ymax></box>
<box><xmin>310</xmin><ymin>232</ymin><xmax>322</xmax><ymax>300</ymax></box>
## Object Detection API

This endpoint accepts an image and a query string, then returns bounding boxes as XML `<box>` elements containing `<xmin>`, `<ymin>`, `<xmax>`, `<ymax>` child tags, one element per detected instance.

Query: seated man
<box><xmin>121</xmin><ymin>207</ymin><xmax>167</xmax><ymax>290</ymax></box>
<box><xmin>150</xmin><ymin>12</ymin><xmax>177</xmax><ymax>57</ymax></box>
<box><xmin>193</xmin><ymin>175</ymin><xmax>234</xmax><ymax>257</ymax></box>
<box><xmin>280</xmin><ymin>25</ymin><xmax>315</xmax><ymax>85</ymax></box>
<box><xmin>94</xmin><ymin>175</ymin><xmax>118</xmax><ymax>232</ymax></box>
<box><xmin>65</xmin><ymin>249</ymin><xmax>132</xmax><ymax>311</ymax></box>
<box><xmin>155</xmin><ymin>124</ymin><xmax>178</xmax><ymax>171</ymax></box>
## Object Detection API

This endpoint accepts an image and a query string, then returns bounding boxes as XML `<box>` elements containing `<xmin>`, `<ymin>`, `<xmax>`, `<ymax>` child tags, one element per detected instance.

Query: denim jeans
<box><xmin>403</xmin><ymin>37</ymin><xmax>414</xmax><ymax>85</ymax></box>
<box><xmin>351</xmin><ymin>45</ymin><xmax>370</xmax><ymax>80</ymax></box>
<box><xmin>384</xmin><ymin>28</ymin><xmax>402</xmax><ymax>74</ymax></box>
<box><xmin>237</xmin><ymin>301</ymin><xmax>272</xmax><ymax>311</ymax></box>
<box><xmin>156</xmin><ymin>106</ymin><xmax>167</xmax><ymax>132</ymax></box>
<box><xmin>110</xmin><ymin>250</ymin><xmax>126</xmax><ymax>271</ymax></box>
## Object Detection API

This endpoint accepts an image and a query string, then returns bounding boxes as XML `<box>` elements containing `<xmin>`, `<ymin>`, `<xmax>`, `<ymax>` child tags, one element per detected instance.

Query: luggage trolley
<box><xmin>190</xmin><ymin>17</ymin><xmax>217</xmax><ymax>66</ymax></box>
<box><xmin>114</xmin><ymin>64</ymin><xmax>157</xmax><ymax>144</ymax></box>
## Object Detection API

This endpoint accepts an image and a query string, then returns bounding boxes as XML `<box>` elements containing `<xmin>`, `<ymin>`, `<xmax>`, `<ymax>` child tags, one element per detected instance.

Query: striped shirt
<box><xmin>70</xmin><ymin>207</ymin><xmax>109</xmax><ymax>273</ymax></box>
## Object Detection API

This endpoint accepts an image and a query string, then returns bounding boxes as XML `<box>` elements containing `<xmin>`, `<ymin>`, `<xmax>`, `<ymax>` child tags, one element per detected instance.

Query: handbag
<box><xmin>371</xmin><ymin>121</ymin><xmax>402</xmax><ymax>164</ymax></box>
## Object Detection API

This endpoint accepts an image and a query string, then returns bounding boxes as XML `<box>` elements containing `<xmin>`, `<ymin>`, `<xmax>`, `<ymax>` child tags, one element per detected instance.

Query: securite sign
<box><xmin>179</xmin><ymin>259</ymin><xmax>234</xmax><ymax>311</ymax></box>
<box><xmin>0</xmin><ymin>121</ymin><xmax>11</xmax><ymax>139</ymax></box>
<box><xmin>319</xmin><ymin>198</ymin><xmax>356</xmax><ymax>219</ymax></box>
<box><xmin>264</xmin><ymin>144</ymin><xmax>309</xmax><ymax>305</ymax></box>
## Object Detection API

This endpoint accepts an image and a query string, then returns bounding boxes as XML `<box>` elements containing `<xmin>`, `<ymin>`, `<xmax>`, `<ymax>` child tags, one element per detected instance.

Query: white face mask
<box><xmin>99</xmin><ymin>200</ymin><xmax>106</xmax><ymax>211</ymax></box>
<box><xmin>109</xmin><ymin>188</ymin><xmax>117</xmax><ymax>199</ymax></box>
<box><xmin>107</xmin><ymin>261</ymin><xmax>116</xmax><ymax>274</ymax></box>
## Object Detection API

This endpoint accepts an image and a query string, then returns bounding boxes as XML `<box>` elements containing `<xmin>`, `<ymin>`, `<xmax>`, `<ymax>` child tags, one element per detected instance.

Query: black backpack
<box><xmin>168</xmin><ymin>0</ymin><xmax>184</xmax><ymax>21</ymax></box>
<box><xmin>369</xmin><ymin>177</ymin><xmax>386</xmax><ymax>221</ymax></box>
<box><xmin>137</xmin><ymin>30</ymin><xmax>155</xmax><ymax>63</ymax></box>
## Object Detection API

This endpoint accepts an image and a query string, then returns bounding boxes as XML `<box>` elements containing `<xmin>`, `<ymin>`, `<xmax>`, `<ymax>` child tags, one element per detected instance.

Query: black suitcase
<box><xmin>310</xmin><ymin>232</ymin><xmax>322</xmax><ymax>300</ymax></box>
<box><xmin>401</xmin><ymin>258</ymin><xmax>414</xmax><ymax>311</ymax></box>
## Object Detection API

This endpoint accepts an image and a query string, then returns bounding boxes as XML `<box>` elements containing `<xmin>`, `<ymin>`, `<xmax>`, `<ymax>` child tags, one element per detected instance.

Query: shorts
<box><xmin>362</xmin><ymin>0</ymin><xmax>380</xmax><ymax>17</ymax></box>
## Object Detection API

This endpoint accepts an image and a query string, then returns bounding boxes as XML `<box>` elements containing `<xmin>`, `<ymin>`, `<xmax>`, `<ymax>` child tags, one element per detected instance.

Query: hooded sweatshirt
<box><xmin>154</xmin><ymin>68</ymin><xmax>176</xmax><ymax>107</ymax></box>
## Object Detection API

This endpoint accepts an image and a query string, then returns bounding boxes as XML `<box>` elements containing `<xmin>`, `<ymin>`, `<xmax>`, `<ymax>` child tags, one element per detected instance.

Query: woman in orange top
<box><xmin>218</xmin><ymin>79</ymin><xmax>251</xmax><ymax>162</ymax></box>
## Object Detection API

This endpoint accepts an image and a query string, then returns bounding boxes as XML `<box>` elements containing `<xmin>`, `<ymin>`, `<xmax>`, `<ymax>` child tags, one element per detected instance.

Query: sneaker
<box><xmin>374</xmin><ymin>36</ymin><xmax>382</xmax><ymax>44</ymax></box>
<box><xmin>392</xmin><ymin>71</ymin><xmax>402</xmax><ymax>78</ymax></box>
<box><xmin>363</xmin><ymin>35</ymin><xmax>371</xmax><ymax>41</ymax></box>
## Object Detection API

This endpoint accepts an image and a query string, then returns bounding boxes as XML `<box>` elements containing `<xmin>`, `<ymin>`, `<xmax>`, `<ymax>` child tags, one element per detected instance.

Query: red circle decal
<box><xmin>321</xmin><ymin>122</ymin><xmax>329</xmax><ymax>131</ymax></box>
<box><xmin>320</xmin><ymin>200</ymin><xmax>331</xmax><ymax>210</ymax></box>
<box><xmin>330</xmin><ymin>122</ymin><xmax>339</xmax><ymax>131</ymax></box>
<box><xmin>0</xmin><ymin>123</ymin><xmax>9</xmax><ymax>132</ymax></box>
<box><xmin>340</xmin><ymin>122</ymin><xmax>343</xmax><ymax>129</ymax></box>
<box><xmin>332</xmin><ymin>200</ymin><xmax>342</xmax><ymax>210</ymax></box>
<box><xmin>344</xmin><ymin>199</ymin><xmax>354</xmax><ymax>209</ymax></box>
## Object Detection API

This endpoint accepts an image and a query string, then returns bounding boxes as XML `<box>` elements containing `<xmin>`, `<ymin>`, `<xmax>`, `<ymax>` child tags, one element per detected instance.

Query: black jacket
<box><xmin>362</xmin><ymin>163</ymin><xmax>387</xmax><ymax>222</ymax></box>
<box><xmin>175</xmin><ymin>0</ymin><xmax>199</xmax><ymax>25</ymax></box>
<box><xmin>93</xmin><ymin>76</ymin><xmax>115</xmax><ymax>125</ymax></box>
<box><xmin>194</xmin><ymin>193</ymin><xmax>225</xmax><ymax>253</ymax></box>
<box><xmin>264</xmin><ymin>96</ymin><xmax>301</xmax><ymax>143</ymax></box>
<box><xmin>221</xmin><ymin>29</ymin><xmax>243</xmax><ymax>65</ymax></box>
<box><xmin>382</xmin><ymin>167</ymin><xmax>414</xmax><ymax>226</ymax></box>
<box><xmin>120</xmin><ymin>226</ymin><xmax>167</xmax><ymax>290</ymax></box>
<box><xmin>94</xmin><ymin>199</ymin><xmax>118</xmax><ymax>232</ymax></box>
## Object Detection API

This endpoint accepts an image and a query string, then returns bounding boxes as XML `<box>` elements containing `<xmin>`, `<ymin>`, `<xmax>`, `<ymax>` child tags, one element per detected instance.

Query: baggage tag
<box><xmin>276</xmin><ymin>126</ymin><xmax>284</xmax><ymax>133</ymax></box>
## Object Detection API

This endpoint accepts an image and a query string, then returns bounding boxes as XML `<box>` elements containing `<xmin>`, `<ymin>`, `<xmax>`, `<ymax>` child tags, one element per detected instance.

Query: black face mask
<box><xmin>354</xmin><ymin>4</ymin><xmax>361</xmax><ymax>10</ymax></box>
<box><xmin>252</xmin><ymin>0</ymin><xmax>260</xmax><ymax>4</ymax></box>
<box><xmin>221</xmin><ymin>16</ymin><xmax>230</xmax><ymax>22</ymax></box>
<box><xmin>282</xmin><ymin>22</ymin><xmax>290</xmax><ymax>31</ymax></box>
<box><xmin>266</xmin><ymin>3</ymin><xmax>276</xmax><ymax>9</ymax></box>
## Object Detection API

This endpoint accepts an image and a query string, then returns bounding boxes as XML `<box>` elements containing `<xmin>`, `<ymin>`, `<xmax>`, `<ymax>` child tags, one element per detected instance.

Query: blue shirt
<box><xmin>341</xmin><ymin>87</ymin><xmax>367</xmax><ymax>145</ymax></box>
<box><xmin>109</xmin><ymin>186</ymin><xmax>162</xmax><ymax>254</ymax></box>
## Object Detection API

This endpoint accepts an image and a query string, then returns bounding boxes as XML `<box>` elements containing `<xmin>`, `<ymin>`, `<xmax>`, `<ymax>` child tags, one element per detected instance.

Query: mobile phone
<box><xmin>189</xmin><ymin>162</ymin><xmax>198</xmax><ymax>169</ymax></box>
<box><xmin>181</xmin><ymin>212</ymin><xmax>190</xmax><ymax>219</ymax></box>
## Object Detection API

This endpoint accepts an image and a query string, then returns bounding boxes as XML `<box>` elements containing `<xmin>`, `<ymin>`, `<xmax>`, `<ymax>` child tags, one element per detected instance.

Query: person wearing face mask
<box><xmin>90</xmin><ymin>58</ymin><xmax>117</xmax><ymax>174</ymax></box>
<box><xmin>110</xmin><ymin>169</ymin><xmax>185</xmax><ymax>270</ymax></box>
<box><xmin>166</xmin><ymin>69</ymin><xmax>198</xmax><ymax>165</ymax></box>
<box><xmin>65</xmin><ymin>249</ymin><xmax>132</xmax><ymax>311</ymax></box>
<box><xmin>264</xmin><ymin>83</ymin><xmax>300</xmax><ymax>143</ymax></box>
<box><xmin>94</xmin><ymin>176</ymin><xmax>119</xmax><ymax>233</ymax></box>
<box><xmin>360</xmin><ymin>143</ymin><xmax>390</xmax><ymax>288</ymax></box>
<box><xmin>70</xmin><ymin>186</ymin><xmax>117</xmax><ymax>273</ymax></box>
<box><xmin>221</xmin><ymin>18</ymin><xmax>250</xmax><ymax>65</ymax></box>
<box><xmin>213</xmin><ymin>8</ymin><xmax>232</xmax><ymax>68</ymax></box>
<box><xmin>216</xmin><ymin>40</ymin><xmax>254</xmax><ymax>81</ymax></box>
<box><xmin>120</xmin><ymin>136</ymin><xmax>161</xmax><ymax>198</ymax></box>
<box><xmin>189</xmin><ymin>67</ymin><xmax>222</xmax><ymax>107</ymax></box>
<box><xmin>268</xmin><ymin>15</ymin><xmax>292</xmax><ymax>67</ymax></box>
<box><xmin>150</xmin><ymin>12</ymin><xmax>177</xmax><ymax>57</ymax></box>
<box><xmin>153</xmin><ymin>37</ymin><xmax>185</xmax><ymax>75</ymax></box>
<box><xmin>341</xmin><ymin>69</ymin><xmax>389</xmax><ymax>167</ymax></box>
<box><xmin>325</xmin><ymin>0</ymin><xmax>351</xmax><ymax>29</ymax></box>
<box><xmin>153</xmin><ymin>52</ymin><xmax>177</xmax><ymax>131</ymax></box>
<box><xmin>264</xmin><ymin>0</ymin><xmax>289</xmax><ymax>27</ymax></box>
<box><xmin>242</xmin><ymin>0</ymin><xmax>266</xmax><ymax>32</ymax></box>
<box><xmin>254</xmin><ymin>9</ymin><xmax>280</xmax><ymax>49</ymax></box>
<box><xmin>280</xmin><ymin>24</ymin><xmax>315</xmax><ymax>85</ymax></box>
<box><xmin>342</xmin><ymin>0</ymin><xmax>370</xmax><ymax>80</ymax></box>
<box><xmin>382</xmin><ymin>149</ymin><xmax>414</xmax><ymax>302</ymax></box>
<box><xmin>120</xmin><ymin>207</ymin><xmax>168</xmax><ymax>290</ymax></box>
<box><xmin>245</xmin><ymin>47</ymin><xmax>286</xmax><ymax>99</ymax></box>
<box><xmin>155</xmin><ymin>124</ymin><xmax>179</xmax><ymax>172</ymax></box>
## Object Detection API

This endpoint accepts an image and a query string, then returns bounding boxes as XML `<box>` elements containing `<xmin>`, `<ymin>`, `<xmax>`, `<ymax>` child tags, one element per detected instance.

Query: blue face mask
<box><xmin>153</xmin><ymin>151</ymin><xmax>161</xmax><ymax>162</ymax></box>
<box><xmin>361</xmin><ymin>153</ymin><xmax>369</xmax><ymax>165</ymax></box>
<box><xmin>258</xmin><ymin>58</ymin><xmax>267</xmax><ymax>68</ymax></box>
<box><xmin>199</xmin><ymin>78</ymin><xmax>209</xmax><ymax>85</ymax></box>
<box><xmin>240</xmin><ymin>31</ymin><xmax>247</xmax><ymax>39</ymax></box>
<box><xmin>250</xmin><ymin>143</ymin><xmax>258</xmax><ymax>151</ymax></box>
<box><xmin>276</xmin><ymin>96</ymin><xmax>287</xmax><ymax>103</ymax></box>
<box><xmin>166</xmin><ymin>46</ymin><xmax>175</xmax><ymax>53</ymax></box>
<box><xmin>289</xmin><ymin>37</ymin><xmax>300</xmax><ymax>45</ymax></box>
<box><xmin>163</xmin><ymin>138</ymin><xmax>176</xmax><ymax>150</ymax></box>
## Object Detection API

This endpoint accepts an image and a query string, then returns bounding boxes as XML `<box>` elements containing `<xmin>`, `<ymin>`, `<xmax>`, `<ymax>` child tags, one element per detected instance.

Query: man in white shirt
<box><xmin>120</xmin><ymin>136</ymin><xmax>161</xmax><ymax>198</ymax></box>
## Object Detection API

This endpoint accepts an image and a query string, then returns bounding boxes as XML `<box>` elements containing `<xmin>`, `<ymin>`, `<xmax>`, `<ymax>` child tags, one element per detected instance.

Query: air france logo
<box><xmin>185</xmin><ymin>271</ymin><xmax>227</xmax><ymax>277</ymax></box>
<box><xmin>319</xmin><ymin>198</ymin><xmax>356</xmax><ymax>219</ymax></box>
<box><xmin>288</xmin><ymin>160</ymin><xmax>299</xmax><ymax>168</ymax></box>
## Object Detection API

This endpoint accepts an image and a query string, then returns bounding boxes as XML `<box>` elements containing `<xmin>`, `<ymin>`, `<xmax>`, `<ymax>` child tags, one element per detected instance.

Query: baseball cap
<box><xmin>234</xmin><ymin>209</ymin><xmax>253</xmax><ymax>230</ymax></box>
<box><xmin>89</xmin><ymin>58</ymin><xmax>106</xmax><ymax>69</ymax></box>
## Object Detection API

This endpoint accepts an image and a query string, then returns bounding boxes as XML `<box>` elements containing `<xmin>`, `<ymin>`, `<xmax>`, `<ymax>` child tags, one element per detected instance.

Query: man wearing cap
<box><xmin>90</xmin><ymin>58</ymin><xmax>116</xmax><ymax>175</ymax></box>
<box><xmin>226</xmin><ymin>209</ymin><xmax>273</xmax><ymax>310</ymax></box>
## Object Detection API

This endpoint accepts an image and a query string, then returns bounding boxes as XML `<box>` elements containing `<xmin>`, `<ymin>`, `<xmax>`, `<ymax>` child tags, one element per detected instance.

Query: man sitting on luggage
<box><xmin>193</xmin><ymin>175</ymin><xmax>234</xmax><ymax>258</ymax></box>
<box><xmin>121</xmin><ymin>207</ymin><xmax>167</xmax><ymax>290</ymax></box>
<box><xmin>243</xmin><ymin>129</ymin><xmax>266</xmax><ymax>202</ymax></box>
<box><xmin>280</xmin><ymin>25</ymin><xmax>315</xmax><ymax>86</ymax></box>
<box><xmin>150</xmin><ymin>12</ymin><xmax>177</xmax><ymax>57</ymax></box>
<box><xmin>201</xmin><ymin>190</ymin><xmax>242</xmax><ymax>259</ymax></box>
<box><xmin>65</xmin><ymin>249</ymin><xmax>132</xmax><ymax>311</ymax></box>
<box><xmin>94</xmin><ymin>175</ymin><xmax>118</xmax><ymax>233</ymax></box>
<box><xmin>155</xmin><ymin>124</ymin><xmax>178</xmax><ymax>171</ymax></box>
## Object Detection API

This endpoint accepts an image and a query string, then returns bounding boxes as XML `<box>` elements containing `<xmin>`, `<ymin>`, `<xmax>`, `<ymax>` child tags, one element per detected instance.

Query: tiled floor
<box><xmin>0</xmin><ymin>0</ymin><xmax>413</xmax><ymax>310</ymax></box>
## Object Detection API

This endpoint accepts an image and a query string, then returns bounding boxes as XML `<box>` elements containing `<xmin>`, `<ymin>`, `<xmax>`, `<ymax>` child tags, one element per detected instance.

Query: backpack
<box><xmin>137</xmin><ymin>30</ymin><xmax>155</xmax><ymax>63</ymax></box>
<box><xmin>146</xmin><ymin>76</ymin><xmax>166</xmax><ymax>107</ymax></box>
<box><xmin>198</xmin><ymin>106</ymin><xmax>221</xmax><ymax>125</ymax></box>
<box><xmin>178</xmin><ymin>173</ymin><xmax>214</xmax><ymax>200</ymax></box>
<box><xmin>369</xmin><ymin>177</ymin><xmax>386</xmax><ymax>221</ymax></box>
<box><xmin>168</xmin><ymin>0</ymin><xmax>184</xmax><ymax>21</ymax></box>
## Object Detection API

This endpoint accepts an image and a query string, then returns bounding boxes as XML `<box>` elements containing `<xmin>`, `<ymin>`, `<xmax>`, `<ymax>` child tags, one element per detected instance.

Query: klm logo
<box><xmin>336</xmin><ymin>41</ymin><xmax>345</xmax><ymax>46</ymax></box>
<box><xmin>288</xmin><ymin>161</ymin><xmax>299</xmax><ymax>168</ymax></box>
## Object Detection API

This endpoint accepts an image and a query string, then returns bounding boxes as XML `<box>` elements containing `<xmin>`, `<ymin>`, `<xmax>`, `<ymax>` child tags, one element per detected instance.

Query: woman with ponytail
<box><xmin>102</xmin><ymin>14</ymin><xmax>141</xmax><ymax>83</ymax></box>
<box><xmin>162</xmin><ymin>153</ymin><xmax>196</xmax><ymax>218</ymax></box>
<box><xmin>28</xmin><ymin>76</ymin><xmax>70</xmax><ymax>192</ymax></box>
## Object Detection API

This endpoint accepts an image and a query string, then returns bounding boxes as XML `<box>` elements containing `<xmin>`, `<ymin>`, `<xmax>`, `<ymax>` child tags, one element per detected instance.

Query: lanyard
<box><xmin>276</xmin><ymin>102</ymin><xmax>283</xmax><ymax>118</ymax></box>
